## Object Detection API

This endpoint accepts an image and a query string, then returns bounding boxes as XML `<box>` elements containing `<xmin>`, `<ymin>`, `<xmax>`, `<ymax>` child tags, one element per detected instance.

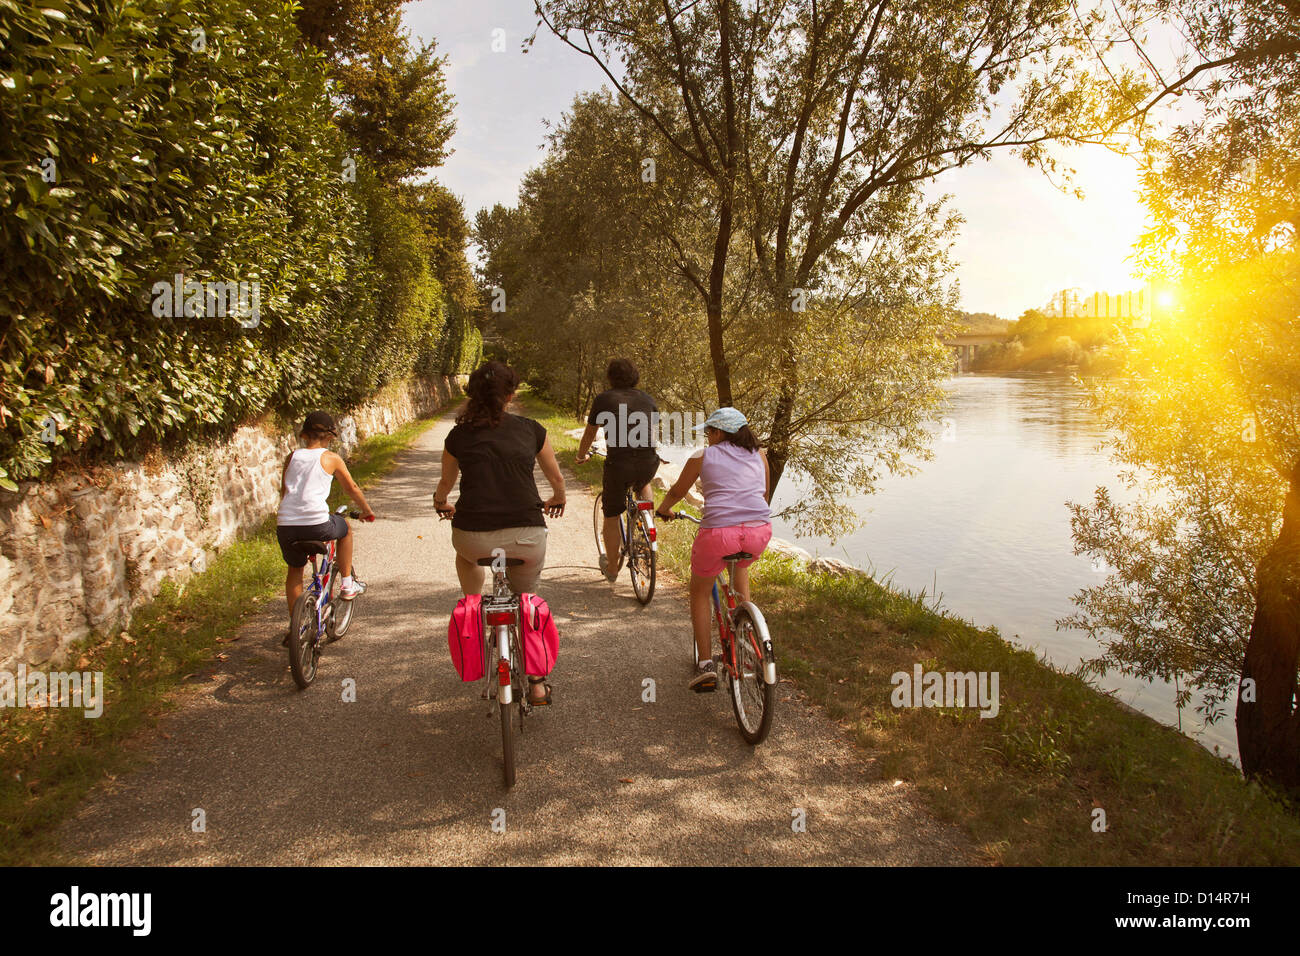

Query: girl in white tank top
<box><xmin>277</xmin><ymin>447</ymin><xmax>334</xmax><ymax>526</ymax></box>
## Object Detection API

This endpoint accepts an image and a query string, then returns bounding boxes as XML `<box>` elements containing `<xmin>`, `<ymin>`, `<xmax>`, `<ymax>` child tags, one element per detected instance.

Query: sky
<box><xmin>405</xmin><ymin>0</ymin><xmax>1155</xmax><ymax>319</ymax></box>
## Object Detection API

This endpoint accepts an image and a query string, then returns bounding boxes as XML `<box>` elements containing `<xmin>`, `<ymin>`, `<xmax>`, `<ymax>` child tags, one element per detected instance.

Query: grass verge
<box><xmin>0</xmin><ymin>411</ymin><xmax>445</xmax><ymax>865</ymax></box>
<box><xmin>520</xmin><ymin>390</ymin><xmax>1300</xmax><ymax>866</ymax></box>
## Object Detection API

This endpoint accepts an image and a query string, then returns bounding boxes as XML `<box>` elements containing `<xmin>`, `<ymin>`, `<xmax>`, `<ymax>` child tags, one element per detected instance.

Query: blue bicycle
<box><xmin>287</xmin><ymin>506</ymin><xmax>372</xmax><ymax>689</ymax></box>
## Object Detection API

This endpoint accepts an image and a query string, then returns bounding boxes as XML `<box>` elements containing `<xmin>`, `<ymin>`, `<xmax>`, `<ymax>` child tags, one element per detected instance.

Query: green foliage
<box><xmin>0</xmin><ymin>0</ymin><xmax>462</xmax><ymax>485</ymax></box>
<box><xmin>1065</xmin><ymin>1</ymin><xmax>1300</xmax><ymax>729</ymax></box>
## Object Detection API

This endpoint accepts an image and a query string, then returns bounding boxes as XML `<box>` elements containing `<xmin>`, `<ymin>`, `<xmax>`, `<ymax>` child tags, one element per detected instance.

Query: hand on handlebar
<box><xmin>433</xmin><ymin>495</ymin><xmax>455</xmax><ymax>520</ymax></box>
<box><xmin>543</xmin><ymin>496</ymin><xmax>566</xmax><ymax>518</ymax></box>
<box><xmin>655</xmin><ymin>508</ymin><xmax>677</xmax><ymax>521</ymax></box>
<box><xmin>575</xmin><ymin>451</ymin><xmax>591</xmax><ymax>464</ymax></box>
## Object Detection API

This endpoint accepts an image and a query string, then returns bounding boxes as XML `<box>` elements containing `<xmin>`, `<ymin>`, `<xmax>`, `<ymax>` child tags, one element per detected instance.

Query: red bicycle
<box><xmin>666</xmin><ymin>512</ymin><xmax>776</xmax><ymax>744</ymax></box>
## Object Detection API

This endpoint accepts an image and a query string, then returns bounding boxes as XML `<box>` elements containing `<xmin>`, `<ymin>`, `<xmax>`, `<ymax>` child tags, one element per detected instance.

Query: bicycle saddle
<box><xmin>295</xmin><ymin>540</ymin><xmax>329</xmax><ymax>555</ymax></box>
<box><xmin>476</xmin><ymin>556</ymin><xmax>526</xmax><ymax>567</ymax></box>
<box><xmin>722</xmin><ymin>551</ymin><xmax>754</xmax><ymax>561</ymax></box>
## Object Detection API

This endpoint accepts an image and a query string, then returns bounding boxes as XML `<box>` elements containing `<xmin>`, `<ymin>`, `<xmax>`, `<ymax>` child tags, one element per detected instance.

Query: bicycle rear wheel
<box><xmin>496</xmin><ymin>628</ymin><xmax>516</xmax><ymax>788</ymax></box>
<box><xmin>288</xmin><ymin>593</ymin><xmax>320</xmax><ymax>689</ymax></box>
<box><xmin>728</xmin><ymin>607</ymin><xmax>774</xmax><ymax>745</ymax></box>
<box><xmin>628</xmin><ymin>515</ymin><xmax>656</xmax><ymax>605</ymax></box>
<box><xmin>592</xmin><ymin>493</ymin><xmax>606</xmax><ymax>565</ymax></box>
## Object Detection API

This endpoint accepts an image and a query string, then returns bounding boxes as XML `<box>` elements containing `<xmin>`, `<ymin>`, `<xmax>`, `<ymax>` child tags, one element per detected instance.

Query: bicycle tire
<box><xmin>628</xmin><ymin>515</ymin><xmax>656</xmax><ymax>605</ymax></box>
<box><xmin>592</xmin><ymin>494</ymin><xmax>607</xmax><ymax>564</ymax></box>
<box><xmin>326</xmin><ymin>565</ymin><xmax>355</xmax><ymax>642</ymax></box>
<box><xmin>497</xmin><ymin>627</ymin><xmax>516</xmax><ymax>788</ymax></box>
<box><xmin>288</xmin><ymin>592</ymin><xmax>319</xmax><ymax>689</ymax></box>
<box><xmin>728</xmin><ymin>606</ymin><xmax>774</xmax><ymax>745</ymax></box>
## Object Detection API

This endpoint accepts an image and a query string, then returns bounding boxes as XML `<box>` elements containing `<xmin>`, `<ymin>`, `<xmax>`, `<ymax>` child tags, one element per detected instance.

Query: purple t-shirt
<box><xmin>698</xmin><ymin>443</ymin><xmax>770</xmax><ymax>529</ymax></box>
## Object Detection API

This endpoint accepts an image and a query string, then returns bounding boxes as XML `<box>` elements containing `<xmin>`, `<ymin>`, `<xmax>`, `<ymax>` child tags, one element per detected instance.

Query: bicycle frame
<box><xmin>619</xmin><ymin>489</ymin><xmax>657</xmax><ymax>554</ymax></box>
<box><xmin>305</xmin><ymin>542</ymin><xmax>337</xmax><ymax>641</ymax></box>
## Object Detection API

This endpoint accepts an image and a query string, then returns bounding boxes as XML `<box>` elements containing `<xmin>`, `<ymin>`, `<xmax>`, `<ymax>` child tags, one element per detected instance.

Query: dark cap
<box><xmin>301</xmin><ymin>410</ymin><xmax>336</xmax><ymax>435</ymax></box>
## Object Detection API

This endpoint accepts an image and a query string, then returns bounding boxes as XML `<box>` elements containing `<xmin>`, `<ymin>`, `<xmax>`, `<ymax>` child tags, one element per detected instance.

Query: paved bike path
<box><xmin>57</xmin><ymin>410</ymin><xmax>972</xmax><ymax>865</ymax></box>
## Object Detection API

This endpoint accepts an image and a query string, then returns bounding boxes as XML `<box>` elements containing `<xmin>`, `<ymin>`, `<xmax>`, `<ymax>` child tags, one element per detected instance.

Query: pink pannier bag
<box><xmin>448</xmin><ymin>593</ymin><xmax>484</xmax><ymax>681</ymax></box>
<box><xmin>519</xmin><ymin>593</ymin><xmax>559</xmax><ymax>677</ymax></box>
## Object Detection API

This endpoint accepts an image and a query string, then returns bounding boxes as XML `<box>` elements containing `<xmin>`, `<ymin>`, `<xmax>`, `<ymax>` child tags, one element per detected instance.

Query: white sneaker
<box><xmin>340</xmin><ymin>579</ymin><xmax>366</xmax><ymax>600</ymax></box>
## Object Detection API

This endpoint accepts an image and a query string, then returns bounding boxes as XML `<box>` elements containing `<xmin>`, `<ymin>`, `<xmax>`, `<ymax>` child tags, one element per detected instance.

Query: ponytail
<box><xmin>457</xmin><ymin>360</ymin><xmax>520</xmax><ymax>428</ymax></box>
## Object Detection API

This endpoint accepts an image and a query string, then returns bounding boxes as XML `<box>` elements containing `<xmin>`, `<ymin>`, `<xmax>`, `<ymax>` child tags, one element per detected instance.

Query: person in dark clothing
<box><xmin>576</xmin><ymin>358</ymin><xmax>660</xmax><ymax>581</ymax></box>
<box><xmin>435</xmin><ymin>361</ymin><xmax>566</xmax><ymax>704</ymax></box>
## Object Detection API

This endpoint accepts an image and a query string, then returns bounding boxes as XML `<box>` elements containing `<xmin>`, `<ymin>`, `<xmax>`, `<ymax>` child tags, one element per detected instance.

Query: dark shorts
<box><xmin>276</xmin><ymin>514</ymin><xmax>348</xmax><ymax>568</ymax></box>
<box><xmin>601</xmin><ymin>456</ymin><xmax>659</xmax><ymax>518</ymax></box>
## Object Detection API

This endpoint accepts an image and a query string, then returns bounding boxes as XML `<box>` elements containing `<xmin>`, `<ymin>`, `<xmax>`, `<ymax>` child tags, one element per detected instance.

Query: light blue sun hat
<box><xmin>695</xmin><ymin>407</ymin><xmax>749</xmax><ymax>434</ymax></box>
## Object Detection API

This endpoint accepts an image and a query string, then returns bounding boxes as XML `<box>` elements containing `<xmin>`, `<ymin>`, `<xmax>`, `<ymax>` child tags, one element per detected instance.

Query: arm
<box><xmin>656</xmin><ymin>452</ymin><xmax>703</xmax><ymax>517</ymax></box>
<box><xmin>434</xmin><ymin>449</ymin><xmax>459</xmax><ymax>518</ymax></box>
<box><xmin>536</xmin><ymin>437</ymin><xmax>566</xmax><ymax>516</ymax></box>
<box><xmin>322</xmin><ymin>451</ymin><xmax>374</xmax><ymax>519</ymax></box>
<box><xmin>574</xmin><ymin>423</ymin><xmax>599</xmax><ymax>464</ymax></box>
<box><xmin>760</xmin><ymin>448</ymin><xmax>771</xmax><ymax>503</ymax></box>
<box><xmin>279</xmin><ymin>451</ymin><xmax>294</xmax><ymax>498</ymax></box>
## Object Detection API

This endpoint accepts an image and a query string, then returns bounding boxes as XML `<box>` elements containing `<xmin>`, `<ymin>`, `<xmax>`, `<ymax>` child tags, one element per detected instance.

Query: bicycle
<box><xmin>286</xmin><ymin>505</ymin><xmax>374</xmax><ymax>690</ymax></box>
<box><xmin>663</xmin><ymin>512</ymin><xmax>777</xmax><ymax>744</ymax></box>
<box><xmin>476</xmin><ymin>552</ymin><xmax>532</xmax><ymax>788</ymax></box>
<box><xmin>593</xmin><ymin>473</ymin><xmax>659</xmax><ymax>606</ymax></box>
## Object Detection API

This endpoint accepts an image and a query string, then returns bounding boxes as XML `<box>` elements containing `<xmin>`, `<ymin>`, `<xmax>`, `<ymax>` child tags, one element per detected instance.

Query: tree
<box><xmin>1064</xmin><ymin>0</ymin><xmax>1300</xmax><ymax>789</ymax></box>
<box><xmin>534</xmin><ymin>0</ymin><xmax>1141</xmax><ymax>518</ymax></box>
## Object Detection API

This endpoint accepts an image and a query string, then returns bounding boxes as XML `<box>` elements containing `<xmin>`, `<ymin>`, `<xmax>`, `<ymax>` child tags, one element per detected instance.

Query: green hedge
<box><xmin>0</xmin><ymin>0</ymin><xmax>450</xmax><ymax>489</ymax></box>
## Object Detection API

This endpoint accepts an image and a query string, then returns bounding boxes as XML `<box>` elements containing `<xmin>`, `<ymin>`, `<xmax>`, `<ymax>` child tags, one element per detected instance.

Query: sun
<box><xmin>1156</xmin><ymin>289</ymin><xmax>1177</xmax><ymax>310</ymax></box>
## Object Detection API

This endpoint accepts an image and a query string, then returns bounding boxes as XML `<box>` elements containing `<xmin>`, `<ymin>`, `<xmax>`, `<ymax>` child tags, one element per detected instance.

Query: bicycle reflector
<box><xmin>637</xmin><ymin>501</ymin><xmax>654</xmax><ymax>510</ymax></box>
<box><xmin>497</xmin><ymin>658</ymin><xmax>510</xmax><ymax>686</ymax></box>
<box><xmin>486</xmin><ymin>610</ymin><xmax>514</xmax><ymax>625</ymax></box>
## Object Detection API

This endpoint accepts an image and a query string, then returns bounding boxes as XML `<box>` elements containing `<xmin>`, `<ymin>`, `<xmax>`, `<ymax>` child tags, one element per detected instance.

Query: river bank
<box><xmin>526</xmin><ymin>391</ymin><xmax>1300</xmax><ymax>865</ymax></box>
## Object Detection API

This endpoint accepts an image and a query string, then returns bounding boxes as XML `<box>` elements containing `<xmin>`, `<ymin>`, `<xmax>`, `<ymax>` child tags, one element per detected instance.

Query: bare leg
<box><xmin>336</xmin><ymin>529</ymin><xmax>353</xmax><ymax>578</ymax></box>
<box><xmin>602</xmin><ymin>515</ymin><xmax>623</xmax><ymax>569</ymax></box>
<box><xmin>690</xmin><ymin>573</ymin><xmax>715</xmax><ymax>663</ymax></box>
<box><xmin>733</xmin><ymin>564</ymin><xmax>752</xmax><ymax>604</ymax></box>
<box><xmin>455</xmin><ymin>553</ymin><xmax>485</xmax><ymax>596</ymax></box>
<box><xmin>285</xmin><ymin>566</ymin><xmax>304</xmax><ymax>616</ymax></box>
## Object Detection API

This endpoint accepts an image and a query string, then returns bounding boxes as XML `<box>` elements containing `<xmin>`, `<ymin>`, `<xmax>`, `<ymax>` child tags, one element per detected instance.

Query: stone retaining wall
<box><xmin>0</xmin><ymin>375</ymin><xmax>464</xmax><ymax>668</ymax></box>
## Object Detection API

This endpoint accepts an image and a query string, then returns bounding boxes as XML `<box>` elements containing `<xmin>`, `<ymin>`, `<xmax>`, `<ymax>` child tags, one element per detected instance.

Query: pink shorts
<box><xmin>690</xmin><ymin>522</ymin><xmax>773</xmax><ymax>578</ymax></box>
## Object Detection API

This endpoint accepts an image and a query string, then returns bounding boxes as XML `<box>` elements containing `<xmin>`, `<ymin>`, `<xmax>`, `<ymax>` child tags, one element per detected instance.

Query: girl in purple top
<box><xmin>657</xmin><ymin>407</ymin><xmax>772</xmax><ymax>692</ymax></box>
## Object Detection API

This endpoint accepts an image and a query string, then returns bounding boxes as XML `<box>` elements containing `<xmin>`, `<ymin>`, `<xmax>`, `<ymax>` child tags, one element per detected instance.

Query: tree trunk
<box><xmin>705</xmin><ymin>182</ymin><xmax>734</xmax><ymax>407</ymax></box>
<box><xmin>1237</xmin><ymin>457</ymin><xmax>1300</xmax><ymax>796</ymax></box>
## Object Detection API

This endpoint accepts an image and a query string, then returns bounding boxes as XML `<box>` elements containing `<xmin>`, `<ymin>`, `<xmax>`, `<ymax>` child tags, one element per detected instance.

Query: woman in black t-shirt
<box><xmin>434</xmin><ymin>361</ymin><xmax>566</xmax><ymax>612</ymax></box>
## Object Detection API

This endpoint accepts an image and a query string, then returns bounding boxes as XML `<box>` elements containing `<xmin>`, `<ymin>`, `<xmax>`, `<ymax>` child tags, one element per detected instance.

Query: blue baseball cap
<box><xmin>695</xmin><ymin>407</ymin><xmax>749</xmax><ymax>434</ymax></box>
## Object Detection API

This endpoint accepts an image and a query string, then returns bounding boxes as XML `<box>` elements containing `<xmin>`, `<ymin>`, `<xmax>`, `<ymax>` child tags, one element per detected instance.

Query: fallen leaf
<box><xmin>38</xmin><ymin>515</ymin><xmax>50</xmax><ymax>529</ymax></box>
<box><xmin>417</xmin><ymin>535</ymin><xmax>423</xmax><ymax>539</ymax></box>
<box><xmin>406</xmin><ymin>771</ymin><xmax>426</xmax><ymax>778</ymax></box>
<box><xmin>215</xmin><ymin>653</ymin><xmax>229</xmax><ymax>661</ymax></box>
<box><xmin>619</xmin><ymin>778</ymin><xmax>634</xmax><ymax>784</ymax></box>
<box><xmin>121</xmin><ymin>635</ymin><xmax>136</xmax><ymax>645</ymax></box>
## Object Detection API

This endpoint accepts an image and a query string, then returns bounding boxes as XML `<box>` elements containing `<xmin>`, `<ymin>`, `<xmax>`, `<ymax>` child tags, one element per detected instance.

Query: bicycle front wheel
<box><xmin>729</xmin><ymin>606</ymin><xmax>774</xmax><ymax>745</ymax></box>
<box><xmin>288</xmin><ymin>593</ymin><xmax>319</xmax><ymax>689</ymax></box>
<box><xmin>628</xmin><ymin>516</ymin><xmax>656</xmax><ymax>605</ymax></box>
<box><xmin>326</xmin><ymin>567</ymin><xmax>355</xmax><ymax>642</ymax></box>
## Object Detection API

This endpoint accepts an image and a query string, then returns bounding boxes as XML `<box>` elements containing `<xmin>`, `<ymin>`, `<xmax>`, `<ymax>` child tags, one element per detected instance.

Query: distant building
<box><xmin>1045</xmin><ymin>283</ymin><xmax>1152</xmax><ymax>321</ymax></box>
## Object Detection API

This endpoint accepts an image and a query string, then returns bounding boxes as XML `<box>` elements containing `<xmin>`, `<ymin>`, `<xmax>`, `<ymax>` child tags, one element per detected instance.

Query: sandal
<box><xmin>528</xmin><ymin>677</ymin><xmax>553</xmax><ymax>706</ymax></box>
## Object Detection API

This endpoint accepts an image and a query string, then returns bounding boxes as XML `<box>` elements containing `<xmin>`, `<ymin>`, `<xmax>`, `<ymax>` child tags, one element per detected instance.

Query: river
<box><xmin>758</xmin><ymin>372</ymin><xmax>1238</xmax><ymax>761</ymax></box>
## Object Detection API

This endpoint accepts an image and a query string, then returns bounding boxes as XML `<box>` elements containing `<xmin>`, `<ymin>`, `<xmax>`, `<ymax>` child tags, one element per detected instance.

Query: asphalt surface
<box><xmin>58</xmin><ymin>411</ymin><xmax>972</xmax><ymax>865</ymax></box>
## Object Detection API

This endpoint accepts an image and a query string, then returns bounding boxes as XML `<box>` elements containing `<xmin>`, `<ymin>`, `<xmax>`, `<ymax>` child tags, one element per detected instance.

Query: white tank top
<box><xmin>277</xmin><ymin>448</ymin><xmax>334</xmax><ymax>526</ymax></box>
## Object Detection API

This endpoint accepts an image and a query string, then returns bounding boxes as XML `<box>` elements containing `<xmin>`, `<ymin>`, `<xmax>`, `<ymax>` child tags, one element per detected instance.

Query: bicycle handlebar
<box><xmin>660</xmin><ymin>510</ymin><xmax>701</xmax><ymax>524</ymax></box>
<box><xmin>335</xmin><ymin>505</ymin><xmax>375</xmax><ymax>522</ymax></box>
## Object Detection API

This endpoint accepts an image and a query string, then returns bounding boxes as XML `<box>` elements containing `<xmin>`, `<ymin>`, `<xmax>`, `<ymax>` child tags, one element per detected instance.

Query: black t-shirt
<box><xmin>587</xmin><ymin>388</ymin><xmax>658</xmax><ymax>463</ymax></box>
<box><xmin>444</xmin><ymin>414</ymin><xmax>547</xmax><ymax>531</ymax></box>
